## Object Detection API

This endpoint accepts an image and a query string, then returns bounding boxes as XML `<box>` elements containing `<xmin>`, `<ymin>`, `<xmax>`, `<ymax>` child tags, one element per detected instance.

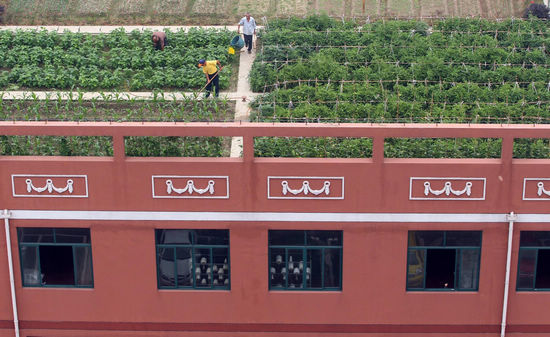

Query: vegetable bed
<box><xmin>0</xmin><ymin>94</ymin><xmax>235</xmax><ymax>157</ymax></box>
<box><xmin>0</xmin><ymin>94</ymin><xmax>235</xmax><ymax>122</ymax></box>
<box><xmin>250</xmin><ymin>16</ymin><xmax>550</xmax><ymax>158</ymax></box>
<box><xmin>0</xmin><ymin>135</ymin><xmax>230</xmax><ymax>157</ymax></box>
<box><xmin>0</xmin><ymin>28</ymin><xmax>235</xmax><ymax>90</ymax></box>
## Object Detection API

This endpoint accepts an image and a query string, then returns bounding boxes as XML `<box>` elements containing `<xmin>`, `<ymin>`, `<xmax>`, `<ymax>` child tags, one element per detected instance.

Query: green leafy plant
<box><xmin>0</xmin><ymin>28</ymin><xmax>235</xmax><ymax>90</ymax></box>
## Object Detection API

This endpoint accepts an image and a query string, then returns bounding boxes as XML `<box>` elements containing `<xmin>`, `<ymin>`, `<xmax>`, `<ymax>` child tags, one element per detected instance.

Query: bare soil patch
<box><xmin>386</xmin><ymin>0</ymin><xmax>413</xmax><ymax>17</ymax></box>
<box><xmin>191</xmin><ymin>0</ymin><xmax>232</xmax><ymax>15</ymax></box>
<box><xmin>113</xmin><ymin>0</ymin><xmax>147</xmax><ymax>14</ymax></box>
<box><xmin>77</xmin><ymin>0</ymin><xmax>112</xmax><ymax>14</ymax></box>
<box><xmin>237</xmin><ymin>0</ymin><xmax>270</xmax><ymax>15</ymax></box>
<box><xmin>460</xmin><ymin>0</ymin><xmax>482</xmax><ymax>16</ymax></box>
<box><xmin>349</xmin><ymin>0</ymin><xmax>380</xmax><ymax>18</ymax></box>
<box><xmin>277</xmin><ymin>0</ymin><xmax>308</xmax><ymax>16</ymax></box>
<box><xmin>320</xmin><ymin>0</ymin><xmax>346</xmax><ymax>16</ymax></box>
<box><xmin>420</xmin><ymin>0</ymin><xmax>448</xmax><ymax>17</ymax></box>
<box><xmin>151</xmin><ymin>0</ymin><xmax>189</xmax><ymax>15</ymax></box>
<box><xmin>477</xmin><ymin>0</ymin><xmax>489</xmax><ymax>17</ymax></box>
<box><xmin>0</xmin><ymin>0</ymin><xmax>529</xmax><ymax>24</ymax></box>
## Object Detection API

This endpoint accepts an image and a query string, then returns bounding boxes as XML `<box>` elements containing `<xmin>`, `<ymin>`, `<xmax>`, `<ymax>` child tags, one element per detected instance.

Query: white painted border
<box><xmin>4</xmin><ymin>209</ymin><xmax>550</xmax><ymax>223</ymax></box>
<box><xmin>6</xmin><ymin>210</ymin><xmax>507</xmax><ymax>223</ymax></box>
<box><xmin>409</xmin><ymin>177</ymin><xmax>486</xmax><ymax>201</ymax></box>
<box><xmin>523</xmin><ymin>178</ymin><xmax>550</xmax><ymax>201</ymax></box>
<box><xmin>267</xmin><ymin>176</ymin><xmax>345</xmax><ymax>200</ymax></box>
<box><xmin>11</xmin><ymin>174</ymin><xmax>89</xmax><ymax>198</ymax></box>
<box><xmin>151</xmin><ymin>175</ymin><xmax>229</xmax><ymax>199</ymax></box>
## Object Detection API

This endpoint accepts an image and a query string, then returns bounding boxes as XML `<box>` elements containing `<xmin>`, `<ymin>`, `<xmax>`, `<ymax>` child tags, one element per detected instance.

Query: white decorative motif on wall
<box><xmin>152</xmin><ymin>176</ymin><xmax>229</xmax><ymax>199</ymax></box>
<box><xmin>423</xmin><ymin>181</ymin><xmax>472</xmax><ymax>197</ymax></box>
<box><xmin>26</xmin><ymin>178</ymin><xmax>74</xmax><ymax>194</ymax></box>
<box><xmin>538</xmin><ymin>182</ymin><xmax>550</xmax><ymax>196</ymax></box>
<box><xmin>166</xmin><ymin>179</ymin><xmax>215</xmax><ymax>195</ymax></box>
<box><xmin>410</xmin><ymin>177</ymin><xmax>486</xmax><ymax>200</ymax></box>
<box><xmin>12</xmin><ymin>175</ymin><xmax>88</xmax><ymax>198</ymax></box>
<box><xmin>523</xmin><ymin>178</ymin><xmax>550</xmax><ymax>200</ymax></box>
<box><xmin>282</xmin><ymin>180</ymin><xmax>331</xmax><ymax>196</ymax></box>
<box><xmin>268</xmin><ymin>177</ymin><xmax>344</xmax><ymax>199</ymax></box>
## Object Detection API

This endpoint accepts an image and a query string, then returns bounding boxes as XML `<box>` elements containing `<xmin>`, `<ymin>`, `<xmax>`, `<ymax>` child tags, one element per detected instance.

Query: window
<box><xmin>517</xmin><ymin>231</ymin><xmax>550</xmax><ymax>291</ymax></box>
<box><xmin>155</xmin><ymin>229</ymin><xmax>230</xmax><ymax>289</ymax></box>
<box><xmin>17</xmin><ymin>228</ymin><xmax>93</xmax><ymax>287</ymax></box>
<box><xmin>268</xmin><ymin>230</ymin><xmax>342</xmax><ymax>290</ymax></box>
<box><xmin>407</xmin><ymin>231</ymin><xmax>481</xmax><ymax>291</ymax></box>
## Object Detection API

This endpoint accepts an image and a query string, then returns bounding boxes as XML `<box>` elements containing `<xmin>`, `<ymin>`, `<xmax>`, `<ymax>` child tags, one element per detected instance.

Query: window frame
<box><xmin>268</xmin><ymin>230</ymin><xmax>343</xmax><ymax>291</ymax></box>
<box><xmin>406</xmin><ymin>230</ymin><xmax>482</xmax><ymax>292</ymax></box>
<box><xmin>17</xmin><ymin>227</ymin><xmax>94</xmax><ymax>288</ymax></box>
<box><xmin>155</xmin><ymin>229</ymin><xmax>230</xmax><ymax>290</ymax></box>
<box><xmin>517</xmin><ymin>231</ymin><xmax>550</xmax><ymax>291</ymax></box>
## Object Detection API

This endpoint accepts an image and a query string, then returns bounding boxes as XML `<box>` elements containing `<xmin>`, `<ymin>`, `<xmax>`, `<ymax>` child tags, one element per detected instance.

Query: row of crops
<box><xmin>248</xmin><ymin>16</ymin><xmax>550</xmax><ymax>158</ymax></box>
<box><xmin>0</xmin><ymin>28</ymin><xmax>235</xmax><ymax>90</ymax></box>
<box><xmin>0</xmin><ymin>92</ymin><xmax>234</xmax><ymax>122</ymax></box>
<box><xmin>0</xmin><ymin>93</ymin><xmax>235</xmax><ymax>157</ymax></box>
<box><xmin>0</xmin><ymin>135</ymin><xmax>229</xmax><ymax>157</ymax></box>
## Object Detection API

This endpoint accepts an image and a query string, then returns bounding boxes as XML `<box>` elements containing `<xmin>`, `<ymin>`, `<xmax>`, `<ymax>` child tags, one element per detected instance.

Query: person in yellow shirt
<box><xmin>197</xmin><ymin>59</ymin><xmax>222</xmax><ymax>98</ymax></box>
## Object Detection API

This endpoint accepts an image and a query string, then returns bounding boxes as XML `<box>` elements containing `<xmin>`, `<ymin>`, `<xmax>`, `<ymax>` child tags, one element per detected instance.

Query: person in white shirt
<box><xmin>237</xmin><ymin>12</ymin><xmax>257</xmax><ymax>54</ymax></box>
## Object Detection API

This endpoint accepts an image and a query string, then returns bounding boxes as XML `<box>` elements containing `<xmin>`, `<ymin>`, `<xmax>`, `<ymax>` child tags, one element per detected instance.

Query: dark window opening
<box><xmin>518</xmin><ymin>231</ymin><xmax>550</xmax><ymax>291</ymax></box>
<box><xmin>425</xmin><ymin>249</ymin><xmax>455</xmax><ymax>289</ymax></box>
<box><xmin>40</xmin><ymin>246</ymin><xmax>75</xmax><ymax>285</ymax></box>
<box><xmin>17</xmin><ymin>227</ymin><xmax>93</xmax><ymax>288</ymax></box>
<box><xmin>535</xmin><ymin>250</ymin><xmax>550</xmax><ymax>289</ymax></box>
<box><xmin>407</xmin><ymin>230</ymin><xmax>481</xmax><ymax>291</ymax></box>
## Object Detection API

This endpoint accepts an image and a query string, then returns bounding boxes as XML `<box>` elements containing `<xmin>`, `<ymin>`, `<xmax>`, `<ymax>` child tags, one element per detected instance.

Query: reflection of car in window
<box><xmin>177</xmin><ymin>249</ymin><xmax>193</xmax><ymax>285</ymax></box>
<box><xmin>158</xmin><ymin>248</ymin><xmax>192</xmax><ymax>286</ymax></box>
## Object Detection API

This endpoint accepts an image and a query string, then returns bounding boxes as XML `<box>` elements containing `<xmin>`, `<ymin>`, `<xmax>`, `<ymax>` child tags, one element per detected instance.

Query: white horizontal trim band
<box><xmin>0</xmin><ymin>210</ymin><xmax>520</xmax><ymax>223</ymax></box>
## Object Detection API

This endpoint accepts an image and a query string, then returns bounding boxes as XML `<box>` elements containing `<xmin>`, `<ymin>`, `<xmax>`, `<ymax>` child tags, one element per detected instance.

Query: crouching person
<box><xmin>152</xmin><ymin>31</ymin><xmax>167</xmax><ymax>51</ymax></box>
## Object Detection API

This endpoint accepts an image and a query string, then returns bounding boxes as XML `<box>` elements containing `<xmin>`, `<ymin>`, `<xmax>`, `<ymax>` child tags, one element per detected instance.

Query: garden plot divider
<box><xmin>1</xmin><ymin>121</ymin><xmax>550</xmax><ymax>214</ymax></box>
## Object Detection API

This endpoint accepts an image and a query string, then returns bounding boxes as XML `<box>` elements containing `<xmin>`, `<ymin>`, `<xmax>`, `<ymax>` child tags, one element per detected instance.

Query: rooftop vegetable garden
<box><xmin>0</xmin><ymin>17</ymin><xmax>549</xmax><ymax>159</ymax></box>
<box><xmin>0</xmin><ymin>28</ymin><xmax>237</xmax><ymax>157</ymax></box>
<box><xmin>249</xmin><ymin>16</ymin><xmax>550</xmax><ymax>158</ymax></box>
<box><xmin>0</xmin><ymin>28</ymin><xmax>235</xmax><ymax>90</ymax></box>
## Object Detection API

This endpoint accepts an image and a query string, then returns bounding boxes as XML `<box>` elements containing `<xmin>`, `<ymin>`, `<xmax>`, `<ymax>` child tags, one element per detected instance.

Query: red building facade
<box><xmin>1</xmin><ymin>122</ymin><xmax>550</xmax><ymax>337</ymax></box>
